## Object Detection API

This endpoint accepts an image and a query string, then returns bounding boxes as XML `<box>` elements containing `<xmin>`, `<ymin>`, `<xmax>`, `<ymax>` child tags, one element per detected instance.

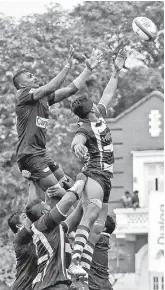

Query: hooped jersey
<box><xmin>76</xmin><ymin>118</ymin><xmax>114</xmax><ymax>175</ymax></box>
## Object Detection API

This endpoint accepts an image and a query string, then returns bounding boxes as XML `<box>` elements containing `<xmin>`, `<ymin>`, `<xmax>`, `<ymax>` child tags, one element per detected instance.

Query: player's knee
<box><xmin>83</xmin><ymin>199</ymin><xmax>102</xmax><ymax>223</ymax></box>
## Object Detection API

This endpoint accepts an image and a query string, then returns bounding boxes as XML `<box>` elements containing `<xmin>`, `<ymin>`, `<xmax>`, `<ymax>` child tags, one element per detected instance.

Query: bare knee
<box><xmin>82</xmin><ymin>203</ymin><xmax>101</xmax><ymax>228</ymax></box>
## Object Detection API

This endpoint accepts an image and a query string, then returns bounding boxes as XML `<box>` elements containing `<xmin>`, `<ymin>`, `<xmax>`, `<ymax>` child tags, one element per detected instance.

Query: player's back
<box><xmin>15</xmin><ymin>87</ymin><xmax>49</xmax><ymax>160</ymax></box>
<box><xmin>77</xmin><ymin>118</ymin><xmax>114</xmax><ymax>174</ymax></box>
<box><xmin>12</xmin><ymin>227</ymin><xmax>37</xmax><ymax>290</ymax></box>
<box><xmin>31</xmin><ymin>219</ymin><xmax>71</xmax><ymax>290</ymax></box>
<box><xmin>88</xmin><ymin>233</ymin><xmax>113</xmax><ymax>290</ymax></box>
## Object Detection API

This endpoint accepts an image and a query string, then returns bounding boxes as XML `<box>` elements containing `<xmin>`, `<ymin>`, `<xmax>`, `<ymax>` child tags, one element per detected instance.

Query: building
<box><xmin>107</xmin><ymin>91</ymin><xmax>164</xmax><ymax>290</ymax></box>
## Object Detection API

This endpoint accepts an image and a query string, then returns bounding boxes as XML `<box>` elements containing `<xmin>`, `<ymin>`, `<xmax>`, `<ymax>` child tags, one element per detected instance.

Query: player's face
<box><xmin>19</xmin><ymin>72</ymin><xmax>39</xmax><ymax>88</ymax></box>
<box><xmin>91</xmin><ymin>103</ymin><xmax>100</xmax><ymax>118</ymax></box>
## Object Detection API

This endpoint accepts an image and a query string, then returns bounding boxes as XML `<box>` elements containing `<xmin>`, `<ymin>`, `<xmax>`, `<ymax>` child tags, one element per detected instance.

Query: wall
<box><xmin>107</xmin><ymin>93</ymin><xmax>164</xmax><ymax>211</ymax></box>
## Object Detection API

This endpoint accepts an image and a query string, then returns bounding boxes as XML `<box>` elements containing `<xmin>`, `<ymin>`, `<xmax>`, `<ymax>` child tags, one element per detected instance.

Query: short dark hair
<box><xmin>71</xmin><ymin>95</ymin><xmax>93</xmax><ymax>119</ymax></box>
<box><xmin>13</xmin><ymin>69</ymin><xmax>29</xmax><ymax>90</ymax></box>
<box><xmin>26</xmin><ymin>199</ymin><xmax>42</xmax><ymax>222</ymax></box>
<box><xmin>8</xmin><ymin>211</ymin><xmax>22</xmax><ymax>233</ymax></box>
<box><xmin>104</xmin><ymin>215</ymin><xmax>116</xmax><ymax>235</ymax></box>
<box><xmin>125</xmin><ymin>191</ymin><xmax>130</xmax><ymax>195</ymax></box>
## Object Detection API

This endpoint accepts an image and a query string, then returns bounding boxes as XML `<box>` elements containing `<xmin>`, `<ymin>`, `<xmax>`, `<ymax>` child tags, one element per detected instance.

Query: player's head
<box><xmin>104</xmin><ymin>215</ymin><xmax>116</xmax><ymax>235</ymax></box>
<box><xmin>71</xmin><ymin>95</ymin><xmax>100</xmax><ymax>119</ymax></box>
<box><xmin>13</xmin><ymin>69</ymin><xmax>39</xmax><ymax>90</ymax></box>
<box><xmin>8</xmin><ymin>211</ymin><xmax>27</xmax><ymax>234</ymax></box>
<box><xmin>26</xmin><ymin>199</ymin><xmax>51</xmax><ymax>222</ymax></box>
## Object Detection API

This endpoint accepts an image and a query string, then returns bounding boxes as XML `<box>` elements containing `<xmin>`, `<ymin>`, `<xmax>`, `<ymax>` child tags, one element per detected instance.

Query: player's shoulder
<box><xmin>32</xmin><ymin>212</ymin><xmax>59</xmax><ymax>234</ymax></box>
<box><xmin>76</xmin><ymin>120</ymin><xmax>92</xmax><ymax>134</ymax></box>
<box><xmin>14</xmin><ymin>226</ymin><xmax>32</xmax><ymax>245</ymax></box>
<box><xmin>96</xmin><ymin>232</ymin><xmax>110</xmax><ymax>247</ymax></box>
<box><xmin>17</xmin><ymin>87</ymin><xmax>34</xmax><ymax>98</ymax></box>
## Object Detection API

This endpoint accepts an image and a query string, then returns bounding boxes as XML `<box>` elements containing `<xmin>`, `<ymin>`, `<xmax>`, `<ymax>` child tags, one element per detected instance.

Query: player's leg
<box><xmin>69</xmin><ymin>176</ymin><xmax>104</xmax><ymax>275</ymax></box>
<box><xmin>81</xmin><ymin>203</ymin><xmax>108</xmax><ymax>280</ymax></box>
<box><xmin>18</xmin><ymin>154</ymin><xmax>65</xmax><ymax>200</ymax></box>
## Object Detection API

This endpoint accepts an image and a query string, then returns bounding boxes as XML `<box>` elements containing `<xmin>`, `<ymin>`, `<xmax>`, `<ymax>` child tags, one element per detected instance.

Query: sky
<box><xmin>0</xmin><ymin>0</ymin><xmax>82</xmax><ymax>17</ymax></box>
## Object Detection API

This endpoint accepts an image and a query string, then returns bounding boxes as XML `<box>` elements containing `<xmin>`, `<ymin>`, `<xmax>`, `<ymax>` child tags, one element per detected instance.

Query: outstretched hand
<box><xmin>113</xmin><ymin>49</ymin><xmax>128</xmax><ymax>71</ymax></box>
<box><xmin>83</xmin><ymin>48</ymin><xmax>104</xmax><ymax>70</ymax></box>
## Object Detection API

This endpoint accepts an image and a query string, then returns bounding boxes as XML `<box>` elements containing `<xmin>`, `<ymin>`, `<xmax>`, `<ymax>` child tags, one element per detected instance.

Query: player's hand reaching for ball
<box><xmin>74</xmin><ymin>144</ymin><xmax>88</xmax><ymax>159</ymax></box>
<box><xmin>113</xmin><ymin>49</ymin><xmax>128</xmax><ymax>71</ymax></box>
<box><xmin>83</xmin><ymin>48</ymin><xmax>103</xmax><ymax>71</ymax></box>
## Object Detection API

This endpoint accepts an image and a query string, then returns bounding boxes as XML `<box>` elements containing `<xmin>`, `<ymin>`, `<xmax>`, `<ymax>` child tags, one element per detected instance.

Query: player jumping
<box><xmin>69</xmin><ymin>49</ymin><xmax>128</xmax><ymax>276</ymax></box>
<box><xmin>13</xmin><ymin>46</ymin><xmax>103</xmax><ymax>201</ymax></box>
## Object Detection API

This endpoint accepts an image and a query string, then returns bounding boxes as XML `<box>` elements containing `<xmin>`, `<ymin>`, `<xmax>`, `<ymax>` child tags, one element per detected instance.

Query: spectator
<box><xmin>132</xmin><ymin>190</ymin><xmax>140</xmax><ymax>209</ymax></box>
<box><xmin>121</xmin><ymin>191</ymin><xmax>132</xmax><ymax>208</ymax></box>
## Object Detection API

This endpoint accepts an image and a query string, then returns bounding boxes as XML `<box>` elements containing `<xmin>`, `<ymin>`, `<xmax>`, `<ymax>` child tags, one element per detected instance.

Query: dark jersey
<box><xmin>31</xmin><ymin>213</ymin><xmax>71</xmax><ymax>290</ymax></box>
<box><xmin>12</xmin><ymin>227</ymin><xmax>37</xmax><ymax>290</ymax></box>
<box><xmin>76</xmin><ymin>117</ymin><xmax>114</xmax><ymax>174</ymax></box>
<box><xmin>16</xmin><ymin>88</ymin><xmax>51</xmax><ymax>161</ymax></box>
<box><xmin>88</xmin><ymin>233</ymin><xmax>110</xmax><ymax>290</ymax></box>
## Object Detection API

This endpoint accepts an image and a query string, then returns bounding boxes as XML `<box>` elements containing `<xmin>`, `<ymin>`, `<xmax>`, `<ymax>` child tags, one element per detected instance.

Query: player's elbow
<box><xmin>33</xmin><ymin>85</ymin><xmax>49</xmax><ymax>100</ymax></box>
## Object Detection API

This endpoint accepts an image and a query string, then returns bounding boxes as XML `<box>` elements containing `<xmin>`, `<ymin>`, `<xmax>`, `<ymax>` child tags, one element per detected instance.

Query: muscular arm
<box><xmin>98</xmin><ymin>67</ymin><xmax>119</xmax><ymax>110</ymax></box>
<box><xmin>48</xmin><ymin>67</ymin><xmax>92</xmax><ymax>105</ymax></box>
<box><xmin>37</xmin><ymin>179</ymin><xmax>86</xmax><ymax>233</ymax></box>
<box><xmin>33</xmin><ymin>64</ymin><xmax>71</xmax><ymax>101</ymax></box>
<box><xmin>48</xmin><ymin>82</ymin><xmax>78</xmax><ymax>105</ymax></box>
<box><xmin>62</xmin><ymin>200</ymin><xmax>83</xmax><ymax>234</ymax></box>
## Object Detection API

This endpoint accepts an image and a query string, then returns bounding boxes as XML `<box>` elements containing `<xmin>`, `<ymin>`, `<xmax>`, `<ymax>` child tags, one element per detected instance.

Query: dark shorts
<box><xmin>82</xmin><ymin>169</ymin><xmax>112</xmax><ymax>203</ymax></box>
<box><xmin>89</xmin><ymin>276</ymin><xmax>113</xmax><ymax>290</ymax></box>
<box><xmin>17</xmin><ymin>153</ymin><xmax>59</xmax><ymax>181</ymax></box>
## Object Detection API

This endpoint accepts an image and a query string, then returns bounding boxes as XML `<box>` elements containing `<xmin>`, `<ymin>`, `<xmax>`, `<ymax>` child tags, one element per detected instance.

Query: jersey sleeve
<box><xmin>17</xmin><ymin>88</ymin><xmax>37</xmax><ymax>106</ymax></box>
<box><xmin>34</xmin><ymin>212</ymin><xmax>58</xmax><ymax>234</ymax></box>
<box><xmin>97</xmin><ymin>103</ymin><xmax>107</xmax><ymax>117</ymax></box>
<box><xmin>75</xmin><ymin>124</ymin><xmax>91</xmax><ymax>142</ymax></box>
<box><xmin>47</xmin><ymin>93</ymin><xmax>55</xmax><ymax>106</ymax></box>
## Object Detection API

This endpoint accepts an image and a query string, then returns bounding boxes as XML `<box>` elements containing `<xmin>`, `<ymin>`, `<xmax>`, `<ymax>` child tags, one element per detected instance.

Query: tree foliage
<box><xmin>0</xmin><ymin>1</ymin><xmax>163</xmax><ymax>285</ymax></box>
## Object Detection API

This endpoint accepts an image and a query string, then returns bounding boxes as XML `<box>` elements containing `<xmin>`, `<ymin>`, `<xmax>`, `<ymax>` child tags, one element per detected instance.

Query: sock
<box><xmin>81</xmin><ymin>241</ymin><xmax>95</xmax><ymax>284</ymax></box>
<box><xmin>72</xmin><ymin>225</ymin><xmax>90</xmax><ymax>264</ymax></box>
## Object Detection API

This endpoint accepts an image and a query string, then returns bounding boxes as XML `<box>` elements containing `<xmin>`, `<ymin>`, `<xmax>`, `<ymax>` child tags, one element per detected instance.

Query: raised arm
<box><xmin>32</xmin><ymin>45</ymin><xmax>74</xmax><ymax>101</ymax></box>
<box><xmin>48</xmin><ymin>48</ymin><xmax>103</xmax><ymax>105</ymax></box>
<box><xmin>45</xmin><ymin>174</ymin><xmax>87</xmax><ymax>229</ymax></box>
<box><xmin>61</xmin><ymin>199</ymin><xmax>83</xmax><ymax>234</ymax></box>
<box><xmin>98</xmin><ymin>49</ymin><xmax>127</xmax><ymax>113</ymax></box>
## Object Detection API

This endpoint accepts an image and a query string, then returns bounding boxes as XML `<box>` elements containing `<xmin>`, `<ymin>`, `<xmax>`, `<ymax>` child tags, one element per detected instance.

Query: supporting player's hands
<box><xmin>60</xmin><ymin>175</ymin><xmax>74</xmax><ymax>190</ymax></box>
<box><xmin>83</xmin><ymin>48</ymin><xmax>103</xmax><ymax>70</ymax></box>
<box><xmin>22</xmin><ymin>170</ymin><xmax>31</xmax><ymax>179</ymax></box>
<box><xmin>46</xmin><ymin>185</ymin><xmax>66</xmax><ymax>198</ymax></box>
<box><xmin>113</xmin><ymin>48</ymin><xmax>128</xmax><ymax>71</ymax></box>
<box><xmin>74</xmin><ymin>144</ymin><xmax>88</xmax><ymax>159</ymax></box>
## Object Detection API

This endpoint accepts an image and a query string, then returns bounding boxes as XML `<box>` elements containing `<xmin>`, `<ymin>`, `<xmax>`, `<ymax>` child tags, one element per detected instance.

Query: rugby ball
<box><xmin>132</xmin><ymin>17</ymin><xmax>157</xmax><ymax>41</ymax></box>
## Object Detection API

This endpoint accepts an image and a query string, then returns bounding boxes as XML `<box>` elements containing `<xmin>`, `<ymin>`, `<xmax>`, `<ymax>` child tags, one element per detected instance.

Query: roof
<box><xmin>106</xmin><ymin>90</ymin><xmax>164</xmax><ymax>123</ymax></box>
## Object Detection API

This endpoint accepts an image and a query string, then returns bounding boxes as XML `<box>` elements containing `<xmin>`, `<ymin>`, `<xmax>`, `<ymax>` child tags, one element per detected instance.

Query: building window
<box><xmin>153</xmin><ymin>276</ymin><xmax>159</xmax><ymax>290</ymax></box>
<box><xmin>162</xmin><ymin>276</ymin><xmax>164</xmax><ymax>290</ymax></box>
<box><xmin>152</xmin><ymin>276</ymin><xmax>164</xmax><ymax>290</ymax></box>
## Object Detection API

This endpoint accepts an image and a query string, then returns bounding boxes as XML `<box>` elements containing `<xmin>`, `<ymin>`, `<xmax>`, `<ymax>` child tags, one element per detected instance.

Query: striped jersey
<box><xmin>76</xmin><ymin>117</ymin><xmax>114</xmax><ymax>174</ymax></box>
<box><xmin>31</xmin><ymin>214</ymin><xmax>72</xmax><ymax>290</ymax></box>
